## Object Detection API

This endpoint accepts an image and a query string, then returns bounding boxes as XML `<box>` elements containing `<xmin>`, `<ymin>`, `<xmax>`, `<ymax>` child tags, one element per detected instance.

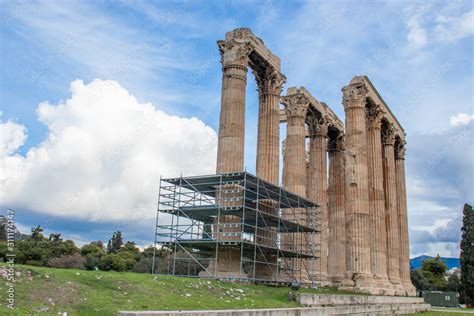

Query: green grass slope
<box><xmin>0</xmin><ymin>264</ymin><xmax>347</xmax><ymax>315</ymax></box>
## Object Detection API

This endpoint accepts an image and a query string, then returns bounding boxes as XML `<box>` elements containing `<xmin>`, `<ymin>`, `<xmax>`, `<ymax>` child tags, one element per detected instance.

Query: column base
<box><xmin>371</xmin><ymin>276</ymin><xmax>396</xmax><ymax>296</ymax></box>
<box><xmin>312</xmin><ymin>272</ymin><xmax>333</xmax><ymax>287</ymax></box>
<box><xmin>389</xmin><ymin>278</ymin><xmax>407</xmax><ymax>296</ymax></box>
<box><xmin>403</xmin><ymin>282</ymin><xmax>417</xmax><ymax>296</ymax></box>
<box><xmin>339</xmin><ymin>273</ymin><xmax>381</xmax><ymax>295</ymax></box>
<box><xmin>329</xmin><ymin>275</ymin><xmax>346</xmax><ymax>287</ymax></box>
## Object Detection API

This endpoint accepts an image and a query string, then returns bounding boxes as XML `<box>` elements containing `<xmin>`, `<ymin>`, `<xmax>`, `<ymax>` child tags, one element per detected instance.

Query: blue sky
<box><xmin>0</xmin><ymin>0</ymin><xmax>473</xmax><ymax>257</ymax></box>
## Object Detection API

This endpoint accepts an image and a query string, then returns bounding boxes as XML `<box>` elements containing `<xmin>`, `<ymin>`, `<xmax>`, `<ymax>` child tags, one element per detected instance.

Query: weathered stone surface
<box><xmin>327</xmin><ymin>134</ymin><xmax>346</xmax><ymax>285</ymax></box>
<box><xmin>366</xmin><ymin>102</ymin><xmax>392</xmax><ymax>293</ymax></box>
<box><xmin>340</xmin><ymin>77</ymin><xmax>373</xmax><ymax>292</ymax></box>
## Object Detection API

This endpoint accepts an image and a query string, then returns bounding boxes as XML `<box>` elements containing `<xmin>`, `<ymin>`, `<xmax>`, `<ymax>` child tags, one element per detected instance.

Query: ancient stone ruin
<box><xmin>154</xmin><ymin>28</ymin><xmax>415</xmax><ymax>296</ymax></box>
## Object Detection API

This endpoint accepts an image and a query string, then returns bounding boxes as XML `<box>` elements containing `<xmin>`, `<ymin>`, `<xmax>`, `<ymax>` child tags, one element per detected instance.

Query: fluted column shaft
<box><xmin>342</xmin><ymin>82</ymin><xmax>372</xmax><ymax>286</ymax></box>
<box><xmin>366</xmin><ymin>106</ymin><xmax>389</xmax><ymax>283</ymax></box>
<box><xmin>382</xmin><ymin>128</ymin><xmax>401</xmax><ymax>285</ymax></box>
<box><xmin>283</xmin><ymin>114</ymin><xmax>307</xmax><ymax>196</ymax></box>
<box><xmin>327</xmin><ymin>135</ymin><xmax>346</xmax><ymax>283</ymax></box>
<box><xmin>281</xmin><ymin>95</ymin><xmax>309</xmax><ymax>282</ymax></box>
<box><xmin>307</xmin><ymin>115</ymin><xmax>329</xmax><ymax>281</ymax></box>
<box><xmin>216</xmin><ymin>41</ymin><xmax>250</xmax><ymax>173</ymax></box>
<box><xmin>256</xmin><ymin>69</ymin><xmax>285</xmax><ymax>185</ymax></box>
<box><xmin>395</xmin><ymin>143</ymin><xmax>411</xmax><ymax>286</ymax></box>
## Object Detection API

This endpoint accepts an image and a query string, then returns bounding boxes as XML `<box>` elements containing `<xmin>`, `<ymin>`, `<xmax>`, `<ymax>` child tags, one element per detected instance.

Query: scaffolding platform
<box><xmin>152</xmin><ymin>172</ymin><xmax>321</xmax><ymax>285</ymax></box>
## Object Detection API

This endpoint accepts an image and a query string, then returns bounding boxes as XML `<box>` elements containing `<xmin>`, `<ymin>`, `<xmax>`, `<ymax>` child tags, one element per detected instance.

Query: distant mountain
<box><xmin>410</xmin><ymin>255</ymin><xmax>460</xmax><ymax>270</ymax></box>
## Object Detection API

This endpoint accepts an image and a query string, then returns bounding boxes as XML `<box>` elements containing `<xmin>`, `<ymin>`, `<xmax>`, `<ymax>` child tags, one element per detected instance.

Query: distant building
<box><xmin>410</xmin><ymin>255</ymin><xmax>460</xmax><ymax>270</ymax></box>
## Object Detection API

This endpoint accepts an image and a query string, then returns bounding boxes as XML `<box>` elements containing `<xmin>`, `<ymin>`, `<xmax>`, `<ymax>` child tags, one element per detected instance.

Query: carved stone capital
<box><xmin>342</xmin><ymin>82</ymin><xmax>367</xmax><ymax>109</ymax></box>
<box><xmin>281</xmin><ymin>94</ymin><xmax>309</xmax><ymax>119</ymax></box>
<box><xmin>328</xmin><ymin>134</ymin><xmax>345</xmax><ymax>152</ymax></box>
<box><xmin>395</xmin><ymin>139</ymin><xmax>406</xmax><ymax>159</ymax></box>
<box><xmin>308</xmin><ymin>114</ymin><xmax>329</xmax><ymax>137</ymax></box>
<box><xmin>218</xmin><ymin>39</ymin><xmax>251</xmax><ymax>67</ymax></box>
<box><xmin>255</xmin><ymin>67</ymin><xmax>286</xmax><ymax>96</ymax></box>
<box><xmin>381</xmin><ymin>124</ymin><xmax>397</xmax><ymax>145</ymax></box>
<box><xmin>366</xmin><ymin>104</ymin><xmax>384</xmax><ymax>129</ymax></box>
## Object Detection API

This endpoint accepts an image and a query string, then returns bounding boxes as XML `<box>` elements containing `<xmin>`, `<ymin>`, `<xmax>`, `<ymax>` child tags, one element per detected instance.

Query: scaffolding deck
<box><xmin>159</xmin><ymin>239</ymin><xmax>318</xmax><ymax>259</ymax></box>
<box><xmin>160</xmin><ymin>205</ymin><xmax>319</xmax><ymax>233</ymax></box>
<box><xmin>163</xmin><ymin>172</ymin><xmax>319</xmax><ymax>209</ymax></box>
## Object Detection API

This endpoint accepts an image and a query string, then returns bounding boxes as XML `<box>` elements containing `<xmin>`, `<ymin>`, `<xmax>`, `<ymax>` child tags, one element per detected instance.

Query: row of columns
<box><xmin>340</xmin><ymin>78</ymin><xmax>414</xmax><ymax>295</ymax></box>
<box><xmin>280</xmin><ymin>79</ymin><xmax>414</xmax><ymax>295</ymax></box>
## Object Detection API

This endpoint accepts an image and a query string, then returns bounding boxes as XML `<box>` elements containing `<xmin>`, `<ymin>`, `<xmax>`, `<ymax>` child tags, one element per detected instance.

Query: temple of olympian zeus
<box><xmin>154</xmin><ymin>28</ymin><xmax>415</xmax><ymax>296</ymax></box>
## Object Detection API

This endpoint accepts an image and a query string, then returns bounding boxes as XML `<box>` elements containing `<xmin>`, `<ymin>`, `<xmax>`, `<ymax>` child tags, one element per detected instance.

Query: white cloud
<box><xmin>435</xmin><ymin>9</ymin><xmax>474</xmax><ymax>43</ymax></box>
<box><xmin>0</xmin><ymin>119</ymin><xmax>27</xmax><ymax>157</ymax></box>
<box><xmin>0</xmin><ymin>79</ymin><xmax>217</xmax><ymax>221</ymax></box>
<box><xmin>450</xmin><ymin>112</ymin><xmax>474</xmax><ymax>126</ymax></box>
<box><xmin>407</xmin><ymin>15</ymin><xmax>428</xmax><ymax>48</ymax></box>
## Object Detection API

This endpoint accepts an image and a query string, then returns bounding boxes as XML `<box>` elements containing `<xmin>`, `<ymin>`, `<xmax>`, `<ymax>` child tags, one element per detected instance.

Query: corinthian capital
<box><xmin>366</xmin><ymin>104</ymin><xmax>385</xmax><ymax>129</ymax></box>
<box><xmin>281</xmin><ymin>94</ymin><xmax>309</xmax><ymax>119</ymax></box>
<box><xmin>308</xmin><ymin>114</ymin><xmax>329</xmax><ymax>137</ymax></box>
<box><xmin>381</xmin><ymin>124</ymin><xmax>397</xmax><ymax>145</ymax></box>
<box><xmin>218</xmin><ymin>39</ymin><xmax>251</xmax><ymax>67</ymax></box>
<box><xmin>255</xmin><ymin>67</ymin><xmax>286</xmax><ymax>96</ymax></box>
<box><xmin>342</xmin><ymin>82</ymin><xmax>367</xmax><ymax>109</ymax></box>
<box><xmin>395</xmin><ymin>139</ymin><xmax>406</xmax><ymax>159</ymax></box>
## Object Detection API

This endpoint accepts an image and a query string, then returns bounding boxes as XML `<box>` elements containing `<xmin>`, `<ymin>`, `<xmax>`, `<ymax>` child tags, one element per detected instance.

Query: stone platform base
<box><xmin>119</xmin><ymin>304</ymin><xmax>430</xmax><ymax>316</ymax></box>
<box><xmin>119</xmin><ymin>294</ymin><xmax>430</xmax><ymax>316</ymax></box>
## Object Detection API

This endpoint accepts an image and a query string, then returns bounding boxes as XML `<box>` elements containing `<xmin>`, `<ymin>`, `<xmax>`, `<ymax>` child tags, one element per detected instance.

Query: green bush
<box><xmin>84</xmin><ymin>254</ymin><xmax>100</xmax><ymax>270</ymax></box>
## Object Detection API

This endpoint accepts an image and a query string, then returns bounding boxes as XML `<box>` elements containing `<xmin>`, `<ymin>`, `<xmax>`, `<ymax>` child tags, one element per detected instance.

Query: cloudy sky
<box><xmin>0</xmin><ymin>0</ymin><xmax>472</xmax><ymax>257</ymax></box>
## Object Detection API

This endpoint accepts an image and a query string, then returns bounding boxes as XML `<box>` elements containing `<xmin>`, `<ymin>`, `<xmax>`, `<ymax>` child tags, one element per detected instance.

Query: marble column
<box><xmin>307</xmin><ymin>114</ymin><xmax>329</xmax><ymax>284</ymax></box>
<box><xmin>340</xmin><ymin>79</ymin><xmax>372</xmax><ymax>292</ymax></box>
<box><xmin>366</xmin><ymin>104</ymin><xmax>391</xmax><ymax>292</ymax></box>
<box><xmin>327</xmin><ymin>134</ymin><xmax>346</xmax><ymax>285</ymax></box>
<box><xmin>395</xmin><ymin>139</ymin><xmax>416</xmax><ymax>296</ymax></box>
<box><xmin>208</xmin><ymin>39</ymin><xmax>250</xmax><ymax>279</ymax></box>
<box><xmin>216</xmin><ymin>39</ymin><xmax>250</xmax><ymax>174</ymax></box>
<box><xmin>382</xmin><ymin>125</ymin><xmax>403</xmax><ymax>293</ymax></box>
<box><xmin>281</xmin><ymin>94</ymin><xmax>308</xmax><ymax>196</ymax></box>
<box><xmin>281</xmin><ymin>94</ymin><xmax>309</xmax><ymax>282</ymax></box>
<box><xmin>255</xmin><ymin>68</ymin><xmax>286</xmax><ymax>185</ymax></box>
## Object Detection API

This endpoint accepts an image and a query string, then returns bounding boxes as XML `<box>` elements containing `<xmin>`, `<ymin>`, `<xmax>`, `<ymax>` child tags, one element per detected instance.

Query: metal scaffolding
<box><xmin>152</xmin><ymin>172</ymin><xmax>321</xmax><ymax>285</ymax></box>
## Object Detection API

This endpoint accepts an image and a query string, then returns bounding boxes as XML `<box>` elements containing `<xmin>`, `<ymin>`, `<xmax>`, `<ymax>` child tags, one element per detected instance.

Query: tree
<box><xmin>49</xmin><ymin>233</ymin><xmax>62</xmax><ymax>242</ymax></box>
<box><xmin>446</xmin><ymin>272</ymin><xmax>461</xmax><ymax>292</ymax></box>
<box><xmin>411</xmin><ymin>269</ymin><xmax>430</xmax><ymax>291</ymax></box>
<box><xmin>422</xmin><ymin>255</ymin><xmax>448</xmax><ymax>276</ymax></box>
<box><xmin>106</xmin><ymin>231</ymin><xmax>123</xmax><ymax>254</ymax></box>
<box><xmin>422</xmin><ymin>255</ymin><xmax>448</xmax><ymax>288</ymax></box>
<box><xmin>31</xmin><ymin>226</ymin><xmax>44</xmax><ymax>240</ymax></box>
<box><xmin>81</xmin><ymin>241</ymin><xmax>106</xmax><ymax>270</ymax></box>
<box><xmin>420</xmin><ymin>255</ymin><xmax>448</xmax><ymax>290</ymax></box>
<box><xmin>460</xmin><ymin>203</ymin><xmax>474</xmax><ymax>305</ymax></box>
<box><xmin>81</xmin><ymin>242</ymin><xmax>106</xmax><ymax>257</ymax></box>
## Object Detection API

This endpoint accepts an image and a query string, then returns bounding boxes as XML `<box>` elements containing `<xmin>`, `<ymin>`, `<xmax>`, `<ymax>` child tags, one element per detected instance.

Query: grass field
<box><xmin>2</xmin><ymin>264</ymin><xmax>472</xmax><ymax>316</ymax></box>
<box><xmin>0</xmin><ymin>264</ymin><xmax>348</xmax><ymax>315</ymax></box>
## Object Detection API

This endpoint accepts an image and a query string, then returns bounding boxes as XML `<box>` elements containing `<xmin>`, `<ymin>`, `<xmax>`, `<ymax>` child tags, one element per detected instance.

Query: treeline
<box><xmin>0</xmin><ymin>226</ymin><xmax>175</xmax><ymax>273</ymax></box>
<box><xmin>410</xmin><ymin>255</ymin><xmax>460</xmax><ymax>292</ymax></box>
